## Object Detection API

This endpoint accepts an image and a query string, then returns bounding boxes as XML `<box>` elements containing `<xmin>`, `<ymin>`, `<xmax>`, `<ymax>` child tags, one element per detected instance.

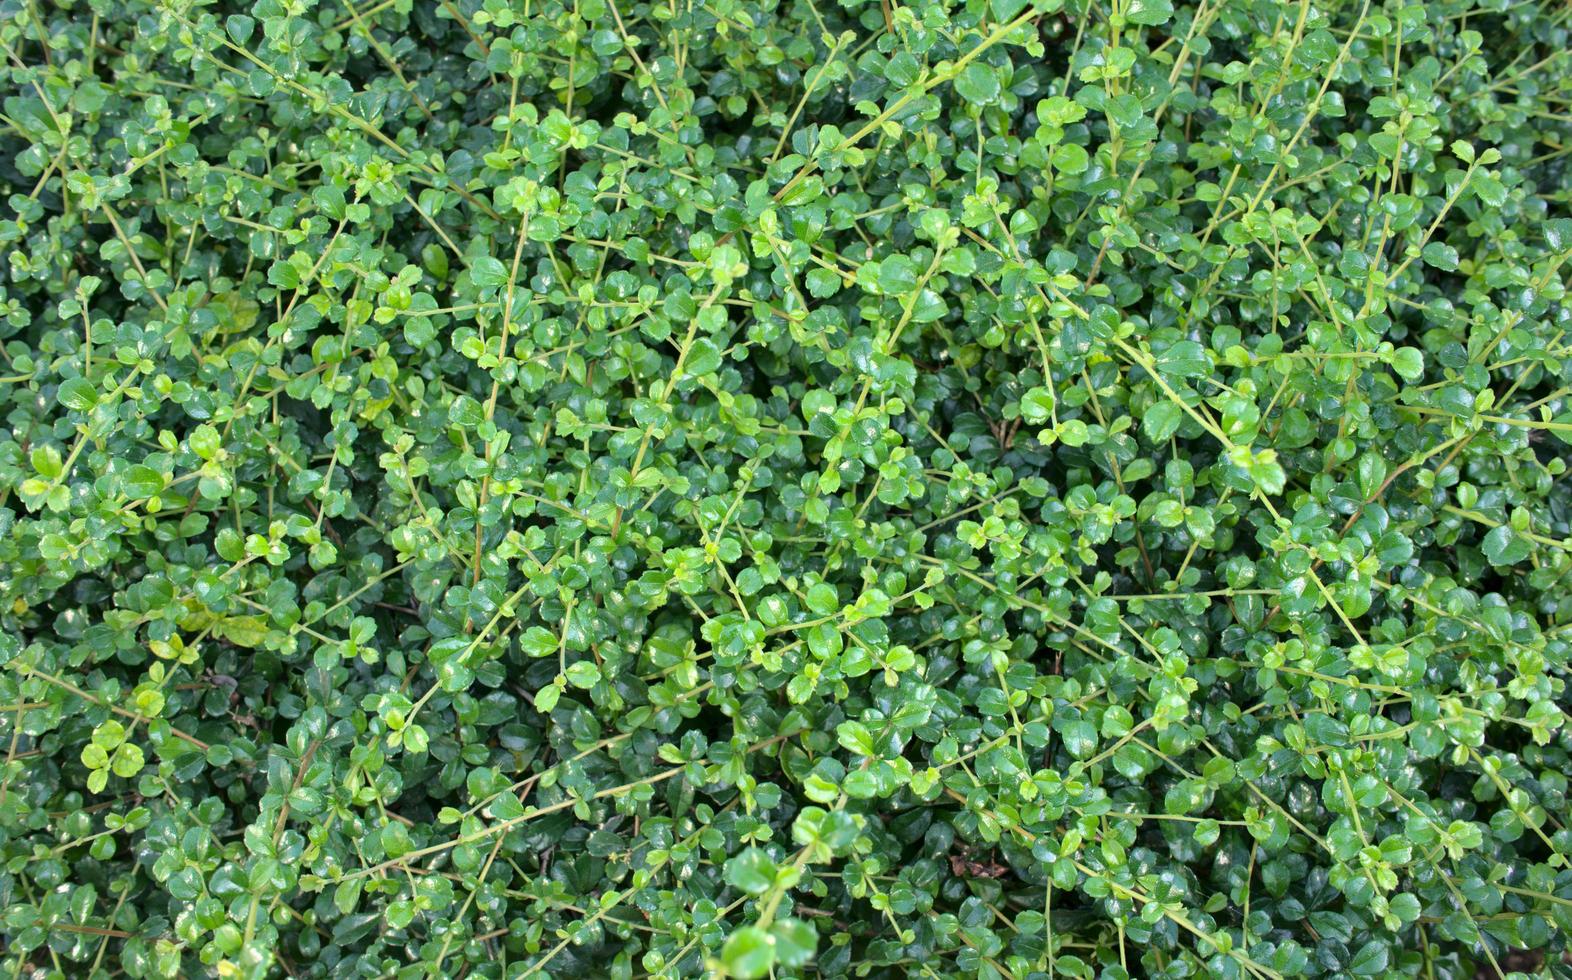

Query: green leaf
<box><xmin>875</xmin><ymin>255</ymin><xmax>918</xmax><ymax>295</ymax></box>
<box><xmin>225</xmin><ymin>14</ymin><xmax>255</xmax><ymax>43</ymax></box>
<box><xmin>333</xmin><ymin>879</ymin><xmax>363</xmax><ymax>916</ymax></box>
<box><xmin>1125</xmin><ymin>0</ymin><xmax>1174</xmax><ymax>24</ymax></box>
<box><xmin>57</xmin><ymin>378</ymin><xmax>98</xmax><ymax>412</ymax></box>
<box><xmin>771</xmin><ymin>918</ymin><xmax>818</xmax><ymax>968</ymax></box>
<box><xmin>910</xmin><ymin>288</ymin><xmax>948</xmax><ymax>323</ymax></box>
<box><xmin>1389</xmin><ymin>347</ymin><xmax>1424</xmax><ymax>381</ymax></box>
<box><xmin>470</xmin><ymin>256</ymin><xmax>509</xmax><ymax>288</ymax></box>
<box><xmin>805</xmin><ymin>582</ymin><xmax>839</xmax><ymax>615</ymax></box>
<box><xmin>381</xmin><ymin>821</ymin><xmax>413</xmax><ymax>858</ymax></box>
<box><xmin>189</xmin><ymin>424</ymin><xmax>221</xmax><ymax>461</ymax></box>
<box><xmin>564</xmin><ymin>660</ymin><xmax>602</xmax><ymax>689</ymax></box>
<box><xmin>122</xmin><ymin>465</ymin><xmax>165</xmax><ymax>498</ymax></box>
<box><xmin>721</xmin><ymin>926</ymin><xmax>776</xmax><ymax>979</ymax></box>
<box><xmin>1060</xmin><ymin>720</ymin><xmax>1097</xmax><ymax>759</ymax></box>
<box><xmin>684</xmin><ymin>338</ymin><xmax>723</xmax><ymax>377</ymax></box>
<box><xmin>521</xmin><ymin>626</ymin><xmax>558</xmax><ymax>658</ymax></box>
<box><xmin>1248</xmin><ymin>457</ymin><xmax>1286</xmax><ymax>495</ymax></box>
<box><xmin>804</xmin><ymin>267</ymin><xmax>841</xmax><ymax>298</ymax></box>
<box><xmin>1051</xmin><ymin>143</ymin><xmax>1089</xmax><ymax>175</ymax></box>
<box><xmin>1020</xmin><ymin>386</ymin><xmax>1055</xmax><ymax>423</ymax></box>
<box><xmin>806</xmin><ymin>623</ymin><xmax>842</xmax><ymax>659</ymax></box>
<box><xmin>1143</xmin><ymin>401</ymin><xmax>1183</xmax><ymax>442</ymax></box>
<box><xmin>448</xmin><ymin>396</ymin><xmax>485</xmax><ymax>427</ymax></box>
<box><xmin>724</xmin><ymin>847</ymin><xmax>778</xmax><ymax>895</ymax></box>
<box><xmin>534</xmin><ymin>683</ymin><xmax>562</xmax><ymax>714</ymax></box>
<box><xmin>1421</xmin><ymin>241</ymin><xmax>1459</xmax><ymax>271</ymax></box>
<box><xmin>1481</xmin><ymin>525</ymin><xmax>1530</xmax><ymax>566</ymax></box>
<box><xmin>1356</xmin><ymin>453</ymin><xmax>1387</xmax><ymax>500</ymax></box>
<box><xmin>1155</xmin><ymin>341</ymin><xmax>1209</xmax><ymax>380</ymax></box>
<box><xmin>1474</xmin><ymin>174</ymin><xmax>1508</xmax><ymax>207</ymax></box>
<box><xmin>954</xmin><ymin>63</ymin><xmax>1002</xmax><ymax>106</ymax></box>
<box><xmin>402</xmin><ymin>725</ymin><xmax>429</xmax><ymax>754</ymax></box>
<box><xmin>1349</xmin><ymin>940</ymin><xmax>1390</xmax><ymax>976</ymax></box>
<box><xmin>30</xmin><ymin>445</ymin><xmax>62</xmax><ymax>480</ymax></box>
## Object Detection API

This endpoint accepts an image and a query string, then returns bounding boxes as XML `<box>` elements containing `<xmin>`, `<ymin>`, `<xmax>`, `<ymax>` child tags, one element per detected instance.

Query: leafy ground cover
<box><xmin>3</xmin><ymin>0</ymin><xmax>1572</xmax><ymax>976</ymax></box>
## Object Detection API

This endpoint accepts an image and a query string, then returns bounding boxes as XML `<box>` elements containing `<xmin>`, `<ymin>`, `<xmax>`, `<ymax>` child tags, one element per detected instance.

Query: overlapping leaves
<box><xmin>2</xmin><ymin>0</ymin><xmax>1572</xmax><ymax>976</ymax></box>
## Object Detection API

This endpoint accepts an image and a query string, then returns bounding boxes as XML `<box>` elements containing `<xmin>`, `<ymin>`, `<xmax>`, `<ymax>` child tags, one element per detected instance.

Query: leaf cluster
<box><xmin>2</xmin><ymin>0</ymin><xmax>1572</xmax><ymax>976</ymax></box>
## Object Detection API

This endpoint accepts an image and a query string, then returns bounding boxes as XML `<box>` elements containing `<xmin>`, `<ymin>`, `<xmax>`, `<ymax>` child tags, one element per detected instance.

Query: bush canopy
<box><xmin>2</xmin><ymin>0</ymin><xmax>1572</xmax><ymax>976</ymax></box>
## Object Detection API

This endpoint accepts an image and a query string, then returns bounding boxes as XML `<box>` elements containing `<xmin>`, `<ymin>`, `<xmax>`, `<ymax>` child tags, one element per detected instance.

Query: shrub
<box><xmin>3</xmin><ymin>0</ymin><xmax>1572</xmax><ymax>976</ymax></box>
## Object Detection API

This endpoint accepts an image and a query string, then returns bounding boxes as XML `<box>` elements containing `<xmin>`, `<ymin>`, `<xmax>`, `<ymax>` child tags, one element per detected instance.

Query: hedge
<box><xmin>2</xmin><ymin>0</ymin><xmax>1572</xmax><ymax>976</ymax></box>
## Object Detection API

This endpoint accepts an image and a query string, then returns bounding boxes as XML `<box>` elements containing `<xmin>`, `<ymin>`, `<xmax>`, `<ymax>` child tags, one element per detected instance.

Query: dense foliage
<box><xmin>3</xmin><ymin>0</ymin><xmax>1572</xmax><ymax>975</ymax></box>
